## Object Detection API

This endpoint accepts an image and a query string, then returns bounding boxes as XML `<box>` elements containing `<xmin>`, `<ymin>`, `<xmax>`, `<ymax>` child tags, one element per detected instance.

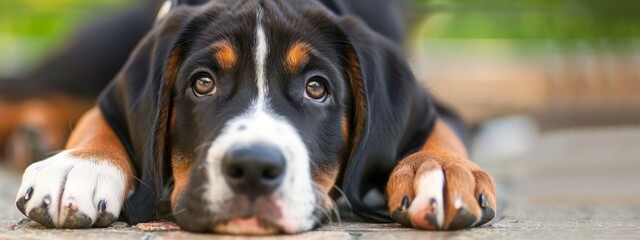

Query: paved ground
<box><xmin>1</xmin><ymin>121</ymin><xmax>639</xmax><ymax>239</ymax></box>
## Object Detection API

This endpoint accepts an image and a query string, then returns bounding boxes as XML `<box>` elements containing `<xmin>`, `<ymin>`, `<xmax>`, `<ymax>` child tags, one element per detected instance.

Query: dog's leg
<box><xmin>15</xmin><ymin>107</ymin><xmax>134</xmax><ymax>228</ymax></box>
<box><xmin>1</xmin><ymin>96</ymin><xmax>93</xmax><ymax>169</ymax></box>
<box><xmin>386</xmin><ymin>119</ymin><xmax>497</xmax><ymax>230</ymax></box>
<box><xmin>0</xmin><ymin>101</ymin><xmax>18</xmax><ymax>154</ymax></box>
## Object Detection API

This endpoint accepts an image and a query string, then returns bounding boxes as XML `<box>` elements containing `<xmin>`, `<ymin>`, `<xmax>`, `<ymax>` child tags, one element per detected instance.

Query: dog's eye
<box><xmin>304</xmin><ymin>77</ymin><xmax>328</xmax><ymax>101</ymax></box>
<box><xmin>192</xmin><ymin>74</ymin><xmax>216</xmax><ymax>96</ymax></box>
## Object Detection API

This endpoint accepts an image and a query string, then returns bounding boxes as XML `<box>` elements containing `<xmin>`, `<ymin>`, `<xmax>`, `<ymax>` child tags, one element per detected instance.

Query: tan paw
<box><xmin>386</xmin><ymin>151</ymin><xmax>496</xmax><ymax>230</ymax></box>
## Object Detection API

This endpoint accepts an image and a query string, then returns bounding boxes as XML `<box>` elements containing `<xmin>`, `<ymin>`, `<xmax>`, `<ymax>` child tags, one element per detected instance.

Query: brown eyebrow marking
<box><xmin>285</xmin><ymin>42</ymin><xmax>312</xmax><ymax>73</ymax></box>
<box><xmin>211</xmin><ymin>41</ymin><xmax>236</xmax><ymax>72</ymax></box>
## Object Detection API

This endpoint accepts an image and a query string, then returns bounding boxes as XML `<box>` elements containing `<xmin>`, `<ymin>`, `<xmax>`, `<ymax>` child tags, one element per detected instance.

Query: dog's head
<box><xmin>99</xmin><ymin>0</ymin><xmax>436</xmax><ymax>234</ymax></box>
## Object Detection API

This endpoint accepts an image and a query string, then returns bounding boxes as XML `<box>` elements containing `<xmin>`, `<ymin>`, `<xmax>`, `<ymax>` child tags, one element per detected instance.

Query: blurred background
<box><xmin>406</xmin><ymin>0</ymin><xmax>640</xmax><ymax>128</ymax></box>
<box><xmin>2</xmin><ymin>0</ymin><xmax>639</xmax><ymax>122</ymax></box>
<box><xmin>0</xmin><ymin>0</ymin><xmax>639</xmax><ymax>234</ymax></box>
<box><xmin>0</xmin><ymin>0</ymin><xmax>128</xmax><ymax>76</ymax></box>
<box><xmin>400</xmin><ymin>0</ymin><xmax>640</xmax><ymax>186</ymax></box>
<box><xmin>2</xmin><ymin>0</ymin><xmax>639</xmax><ymax>125</ymax></box>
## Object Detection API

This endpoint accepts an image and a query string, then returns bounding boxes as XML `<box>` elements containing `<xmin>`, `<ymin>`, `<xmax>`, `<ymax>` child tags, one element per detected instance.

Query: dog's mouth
<box><xmin>210</xmin><ymin>196</ymin><xmax>288</xmax><ymax>235</ymax></box>
<box><xmin>175</xmin><ymin>192</ymin><xmax>320</xmax><ymax>235</ymax></box>
<box><xmin>212</xmin><ymin>216</ymin><xmax>283</xmax><ymax>235</ymax></box>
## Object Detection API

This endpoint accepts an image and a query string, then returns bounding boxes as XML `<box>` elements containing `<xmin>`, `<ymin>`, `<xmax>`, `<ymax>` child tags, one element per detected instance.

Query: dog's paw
<box><xmin>387</xmin><ymin>151</ymin><xmax>497</xmax><ymax>230</ymax></box>
<box><xmin>15</xmin><ymin>150</ymin><xmax>129</xmax><ymax>228</ymax></box>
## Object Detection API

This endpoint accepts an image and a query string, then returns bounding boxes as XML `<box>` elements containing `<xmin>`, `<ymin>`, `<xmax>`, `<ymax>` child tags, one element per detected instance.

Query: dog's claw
<box><xmin>25</xmin><ymin>187</ymin><xmax>34</xmax><ymax>200</ymax></box>
<box><xmin>94</xmin><ymin>200</ymin><xmax>117</xmax><ymax>228</ymax></box>
<box><xmin>478</xmin><ymin>194</ymin><xmax>487</xmax><ymax>208</ymax></box>
<box><xmin>16</xmin><ymin>187</ymin><xmax>34</xmax><ymax>215</ymax></box>
<box><xmin>391</xmin><ymin>196</ymin><xmax>412</xmax><ymax>227</ymax></box>
<box><xmin>476</xmin><ymin>193</ymin><xmax>494</xmax><ymax>226</ymax></box>
<box><xmin>429</xmin><ymin>198</ymin><xmax>437</xmax><ymax>211</ymax></box>
<box><xmin>42</xmin><ymin>195</ymin><xmax>51</xmax><ymax>206</ymax></box>
<box><xmin>98</xmin><ymin>200</ymin><xmax>106</xmax><ymax>214</ymax></box>
<box><xmin>401</xmin><ymin>196</ymin><xmax>411</xmax><ymax>210</ymax></box>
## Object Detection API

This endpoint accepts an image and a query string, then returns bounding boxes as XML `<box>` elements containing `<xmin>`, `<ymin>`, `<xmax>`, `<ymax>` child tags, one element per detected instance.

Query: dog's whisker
<box><xmin>331</xmin><ymin>185</ymin><xmax>353</xmax><ymax>211</ymax></box>
<box><xmin>195</xmin><ymin>141</ymin><xmax>214</xmax><ymax>152</ymax></box>
<box><xmin>312</xmin><ymin>201</ymin><xmax>332</xmax><ymax>223</ymax></box>
<box><xmin>172</xmin><ymin>207</ymin><xmax>188</xmax><ymax>216</ymax></box>
<box><xmin>328</xmin><ymin>197</ymin><xmax>342</xmax><ymax>224</ymax></box>
<box><xmin>132</xmin><ymin>175</ymin><xmax>152</xmax><ymax>191</ymax></box>
<box><xmin>311</xmin><ymin>183</ymin><xmax>337</xmax><ymax>225</ymax></box>
<box><xmin>308</xmin><ymin>214</ymin><xmax>324</xmax><ymax>228</ymax></box>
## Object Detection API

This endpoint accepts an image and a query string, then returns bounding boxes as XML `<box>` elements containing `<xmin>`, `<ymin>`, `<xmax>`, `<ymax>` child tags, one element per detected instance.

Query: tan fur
<box><xmin>65</xmin><ymin>107</ymin><xmax>135</xmax><ymax>194</ymax></box>
<box><xmin>313</xmin><ymin>167</ymin><xmax>339</xmax><ymax>195</ymax></box>
<box><xmin>212</xmin><ymin>41</ymin><xmax>237</xmax><ymax>72</ymax></box>
<box><xmin>160</xmin><ymin>47</ymin><xmax>192</xmax><ymax>208</ymax></box>
<box><xmin>167</xmin><ymin>99</ymin><xmax>194</xmax><ymax>207</ymax></box>
<box><xmin>285</xmin><ymin>42</ymin><xmax>311</xmax><ymax>73</ymax></box>
<box><xmin>170</xmin><ymin>153</ymin><xmax>193</xmax><ymax>205</ymax></box>
<box><xmin>341</xmin><ymin>116</ymin><xmax>350</xmax><ymax>145</ymax></box>
<box><xmin>345</xmin><ymin>49</ymin><xmax>367</xmax><ymax>159</ymax></box>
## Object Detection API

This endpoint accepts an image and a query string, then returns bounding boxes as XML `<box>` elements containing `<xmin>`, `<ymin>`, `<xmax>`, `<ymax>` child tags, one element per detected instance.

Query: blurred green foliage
<box><xmin>0</xmin><ymin>0</ymin><xmax>127</xmax><ymax>73</ymax></box>
<box><xmin>1</xmin><ymin>0</ymin><xmax>125</xmax><ymax>36</ymax></box>
<box><xmin>0</xmin><ymin>0</ymin><xmax>638</xmax><ymax>75</ymax></box>
<box><xmin>409</xmin><ymin>0</ymin><xmax>640</xmax><ymax>39</ymax></box>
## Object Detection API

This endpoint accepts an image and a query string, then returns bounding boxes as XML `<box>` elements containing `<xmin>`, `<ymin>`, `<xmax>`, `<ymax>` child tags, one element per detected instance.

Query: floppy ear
<box><xmin>96</xmin><ymin>6</ymin><xmax>195</xmax><ymax>224</ymax></box>
<box><xmin>337</xmin><ymin>17</ymin><xmax>438</xmax><ymax>222</ymax></box>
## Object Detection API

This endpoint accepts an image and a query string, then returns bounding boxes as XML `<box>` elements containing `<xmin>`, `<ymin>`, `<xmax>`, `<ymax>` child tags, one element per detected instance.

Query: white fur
<box><xmin>203</xmin><ymin>111</ymin><xmax>316</xmax><ymax>232</ymax></box>
<box><xmin>155</xmin><ymin>0</ymin><xmax>172</xmax><ymax>22</ymax></box>
<box><xmin>16</xmin><ymin>150</ymin><xmax>128</xmax><ymax>227</ymax></box>
<box><xmin>198</xmin><ymin>11</ymin><xmax>317</xmax><ymax>233</ymax></box>
<box><xmin>454</xmin><ymin>197</ymin><xmax>464</xmax><ymax>210</ymax></box>
<box><xmin>411</xmin><ymin>169</ymin><xmax>445</xmax><ymax>229</ymax></box>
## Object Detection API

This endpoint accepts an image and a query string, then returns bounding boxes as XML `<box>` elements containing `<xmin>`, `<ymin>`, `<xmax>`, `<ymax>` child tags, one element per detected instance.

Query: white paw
<box><xmin>15</xmin><ymin>150</ymin><xmax>128</xmax><ymax>228</ymax></box>
<box><xmin>410</xmin><ymin>168</ymin><xmax>445</xmax><ymax>229</ymax></box>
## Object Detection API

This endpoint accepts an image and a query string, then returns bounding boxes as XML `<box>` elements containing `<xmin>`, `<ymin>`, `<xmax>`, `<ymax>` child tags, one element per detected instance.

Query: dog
<box><xmin>13</xmin><ymin>0</ymin><xmax>496</xmax><ymax>234</ymax></box>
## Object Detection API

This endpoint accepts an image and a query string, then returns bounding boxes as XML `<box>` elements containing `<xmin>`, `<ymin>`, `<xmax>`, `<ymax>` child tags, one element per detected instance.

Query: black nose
<box><xmin>222</xmin><ymin>145</ymin><xmax>286</xmax><ymax>198</ymax></box>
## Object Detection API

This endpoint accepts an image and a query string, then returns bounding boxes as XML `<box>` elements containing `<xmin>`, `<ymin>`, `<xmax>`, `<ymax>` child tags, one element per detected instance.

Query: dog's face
<box><xmin>166</xmin><ymin>1</ymin><xmax>350</xmax><ymax>234</ymax></box>
<box><xmin>101</xmin><ymin>0</ymin><xmax>431</xmax><ymax>234</ymax></box>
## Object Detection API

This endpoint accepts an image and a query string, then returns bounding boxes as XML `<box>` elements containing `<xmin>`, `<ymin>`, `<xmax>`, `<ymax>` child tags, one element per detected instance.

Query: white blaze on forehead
<box><xmin>254</xmin><ymin>9</ymin><xmax>269</xmax><ymax>110</ymax></box>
